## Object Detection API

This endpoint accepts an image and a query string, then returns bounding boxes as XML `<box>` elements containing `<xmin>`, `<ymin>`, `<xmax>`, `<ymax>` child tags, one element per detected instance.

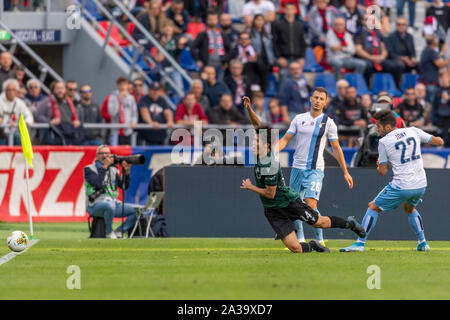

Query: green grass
<box><xmin>1</xmin><ymin>222</ymin><xmax>450</xmax><ymax>299</ymax></box>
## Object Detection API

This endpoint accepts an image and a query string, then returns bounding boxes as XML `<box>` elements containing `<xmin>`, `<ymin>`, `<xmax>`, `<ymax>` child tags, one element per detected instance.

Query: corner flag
<box><xmin>19</xmin><ymin>114</ymin><xmax>33</xmax><ymax>168</ymax></box>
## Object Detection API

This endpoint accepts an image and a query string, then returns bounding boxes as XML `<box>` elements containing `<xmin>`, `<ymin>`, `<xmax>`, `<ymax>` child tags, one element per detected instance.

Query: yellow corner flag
<box><xmin>19</xmin><ymin>114</ymin><xmax>34</xmax><ymax>168</ymax></box>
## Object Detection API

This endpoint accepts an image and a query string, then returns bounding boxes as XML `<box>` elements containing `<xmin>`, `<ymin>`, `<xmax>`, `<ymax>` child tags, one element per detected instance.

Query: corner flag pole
<box><xmin>24</xmin><ymin>161</ymin><xmax>34</xmax><ymax>239</ymax></box>
<box><xmin>18</xmin><ymin>114</ymin><xmax>35</xmax><ymax>240</ymax></box>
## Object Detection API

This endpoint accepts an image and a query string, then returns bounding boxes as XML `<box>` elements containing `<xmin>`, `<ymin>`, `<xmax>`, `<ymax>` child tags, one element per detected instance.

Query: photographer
<box><xmin>84</xmin><ymin>145</ymin><xmax>137</xmax><ymax>239</ymax></box>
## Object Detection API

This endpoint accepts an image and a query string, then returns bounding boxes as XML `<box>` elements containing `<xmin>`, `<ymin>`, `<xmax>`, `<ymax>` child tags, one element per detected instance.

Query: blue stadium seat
<box><xmin>344</xmin><ymin>73</ymin><xmax>371</xmax><ymax>96</ymax></box>
<box><xmin>314</xmin><ymin>73</ymin><xmax>337</xmax><ymax>97</ymax></box>
<box><xmin>82</xmin><ymin>0</ymin><xmax>104</xmax><ymax>21</ymax></box>
<box><xmin>179</xmin><ymin>48</ymin><xmax>200</xmax><ymax>72</ymax></box>
<box><xmin>372</xmin><ymin>73</ymin><xmax>401</xmax><ymax>96</ymax></box>
<box><xmin>303</xmin><ymin>48</ymin><xmax>324</xmax><ymax>73</ymax></box>
<box><xmin>122</xmin><ymin>46</ymin><xmax>151</xmax><ymax>72</ymax></box>
<box><xmin>265</xmin><ymin>73</ymin><xmax>279</xmax><ymax>97</ymax></box>
<box><xmin>400</xmin><ymin>73</ymin><xmax>418</xmax><ymax>94</ymax></box>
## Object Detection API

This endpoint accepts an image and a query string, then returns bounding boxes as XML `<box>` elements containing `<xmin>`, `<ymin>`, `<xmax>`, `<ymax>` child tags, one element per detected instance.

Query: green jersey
<box><xmin>254</xmin><ymin>154</ymin><xmax>299</xmax><ymax>209</ymax></box>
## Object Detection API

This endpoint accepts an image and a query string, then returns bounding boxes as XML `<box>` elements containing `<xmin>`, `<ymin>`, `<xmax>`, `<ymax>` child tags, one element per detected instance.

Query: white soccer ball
<box><xmin>7</xmin><ymin>231</ymin><xmax>29</xmax><ymax>252</ymax></box>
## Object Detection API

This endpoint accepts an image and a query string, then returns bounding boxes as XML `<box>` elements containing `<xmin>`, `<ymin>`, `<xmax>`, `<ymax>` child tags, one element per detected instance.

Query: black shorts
<box><xmin>264</xmin><ymin>198</ymin><xmax>319</xmax><ymax>240</ymax></box>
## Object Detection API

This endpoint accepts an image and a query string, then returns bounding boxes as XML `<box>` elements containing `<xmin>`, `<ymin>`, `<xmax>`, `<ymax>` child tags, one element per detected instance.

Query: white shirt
<box><xmin>243</xmin><ymin>0</ymin><xmax>275</xmax><ymax>17</ymax></box>
<box><xmin>378</xmin><ymin>127</ymin><xmax>432</xmax><ymax>190</ymax></box>
<box><xmin>0</xmin><ymin>93</ymin><xmax>34</xmax><ymax>125</ymax></box>
<box><xmin>287</xmin><ymin>112</ymin><xmax>338</xmax><ymax>171</ymax></box>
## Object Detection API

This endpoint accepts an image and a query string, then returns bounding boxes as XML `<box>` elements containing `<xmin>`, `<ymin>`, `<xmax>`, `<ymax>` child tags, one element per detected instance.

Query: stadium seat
<box><xmin>372</xmin><ymin>73</ymin><xmax>401</xmax><ymax>96</ymax></box>
<box><xmin>314</xmin><ymin>73</ymin><xmax>337</xmax><ymax>97</ymax></box>
<box><xmin>344</xmin><ymin>73</ymin><xmax>371</xmax><ymax>96</ymax></box>
<box><xmin>122</xmin><ymin>46</ymin><xmax>151</xmax><ymax>72</ymax></box>
<box><xmin>186</xmin><ymin>22</ymin><xmax>205</xmax><ymax>40</ymax></box>
<box><xmin>82</xmin><ymin>0</ymin><xmax>104</xmax><ymax>21</ymax></box>
<box><xmin>98</xmin><ymin>21</ymin><xmax>130</xmax><ymax>47</ymax></box>
<box><xmin>265</xmin><ymin>73</ymin><xmax>279</xmax><ymax>97</ymax></box>
<box><xmin>303</xmin><ymin>48</ymin><xmax>324</xmax><ymax>73</ymax></box>
<box><xmin>179</xmin><ymin>48</ymin><xmax>200</xmax><ymax>72</ymax></box>
<box><xmin>400</xmin><ymin>73</ymin><xmax>418</xmax><ymax>94</ymax></box>
<box><xmin>126</xmin><ymin>22</ymin><xmax>135</xmax><ymax>36</ymax></box>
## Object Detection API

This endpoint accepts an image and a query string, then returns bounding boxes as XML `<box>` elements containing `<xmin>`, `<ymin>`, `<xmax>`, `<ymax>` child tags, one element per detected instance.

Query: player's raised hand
<box><xmin>240</xmin><ymin>178</ymin><xmax>253</xmax><ymax>190</ymax></box>
<box><xmin>242</xmin><ymin>96</ymin><xmax>251</xmax><ymax>110</ymax></box>
<box><xmin>344</xmin><ymin>172</ymin><xmax>353</xmax><ymax>189</ymax></box>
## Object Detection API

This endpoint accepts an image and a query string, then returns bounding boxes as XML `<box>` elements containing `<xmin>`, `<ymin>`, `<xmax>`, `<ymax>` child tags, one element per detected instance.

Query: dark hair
<box><xmin>312</xmin><ymin>87</ymin><xmax>328</xmax><ymax>98</ymax></box>
<box><xmin>284</xmin><ymin>1</ymin><xmax>296</xmax><ymax>7</ymax></box>
<box><xmin>251</xmin><ymin>14</ymin><xmax>268</xmax><ymax>37</ymax></box>
<box><xmin>116</xmin><ymin>76</ymin><xmax>129</xmax><ymax>85</ymax></box>
<box><xmin>207</xmin><ymin>7</ymin><xmax>219</xmax><ymax>17</ymax></box>
<box><xmin>373</xmin><ymin>109</ymin><xmax>397</xmax><ymax>128</ymax></box>
<box><xmin>256</xmin><ymin>125</ymin><xmax>274</xmax><ymax>150</ymax></box>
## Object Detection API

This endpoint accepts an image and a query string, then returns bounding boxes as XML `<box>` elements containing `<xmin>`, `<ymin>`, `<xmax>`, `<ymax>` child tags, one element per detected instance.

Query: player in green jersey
<box><xmin>240</xmin><ymin>97</ymin><xmax>366</xmax><ymax>253</ymax></box>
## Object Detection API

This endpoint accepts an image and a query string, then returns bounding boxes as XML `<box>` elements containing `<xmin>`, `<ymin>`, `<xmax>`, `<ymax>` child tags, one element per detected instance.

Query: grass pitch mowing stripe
<box><xmin>0</xmin><ymin>239</ymin><xmax>39</xmax><ymax>267</ymax></box>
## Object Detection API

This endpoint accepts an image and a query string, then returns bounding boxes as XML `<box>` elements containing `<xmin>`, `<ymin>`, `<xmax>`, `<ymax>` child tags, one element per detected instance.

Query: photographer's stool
<box><xmin>129</xmin><ymin>192</ymin><xmax>164</xmax><ymax>239</ymax></box>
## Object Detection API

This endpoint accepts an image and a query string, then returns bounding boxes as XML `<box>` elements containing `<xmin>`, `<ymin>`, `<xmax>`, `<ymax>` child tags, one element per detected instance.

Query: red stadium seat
<box><xmin>126</xmin><ymin>22</ymin><xmax>135</xmax><ymax>36</ymax></box>
<box><xmin>186</xmin><ymin>22</ymin><xmax>205</xmax><ymax>40</ymax></box>
<box><xmin>98</xmin><ymin>21</ymin><xmax>130</xmax><ymax>47</ymax></box>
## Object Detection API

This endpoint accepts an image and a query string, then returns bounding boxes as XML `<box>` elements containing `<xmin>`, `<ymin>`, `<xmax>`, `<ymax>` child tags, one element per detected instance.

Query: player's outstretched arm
<box><xmin>429</xmin><ymin>136</ymin><xmax>444</xmax><ymax>147</ymax></box>
<box><xmin>241</xmin><ymin>178</ymin><xmax>276</xmax><ymax>199</ymax></box>
<box><xmin>242</xmin><ymin>96</ymin><xmax>261</xmax><ymax>128</ymax></box>
<box><xmin>329</xmin><ymin>140</ymin><xmax>353</xmax><ymax>189</ymax></box>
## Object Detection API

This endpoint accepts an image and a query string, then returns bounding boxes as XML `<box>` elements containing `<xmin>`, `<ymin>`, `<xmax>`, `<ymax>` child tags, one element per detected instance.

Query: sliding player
<box><xmin>340</xmin><ymin>110</ymin><xmax>444</xmax><ymax>252</ymax></box>
<box><xmin>240</xmin><ymin>98</ymin><xmax>366</xmax><ymax>253</ymax></box>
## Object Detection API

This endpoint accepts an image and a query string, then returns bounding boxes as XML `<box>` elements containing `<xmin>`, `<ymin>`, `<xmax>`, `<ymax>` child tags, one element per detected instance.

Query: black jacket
<box><xmin>271</xmin><ymin>18</ymin><xmax>307</xmax><ymax>60</ymax></box>
<box><xmin>207</xmin><ymin>106</ymin><xmax>249</xmax><ymax>125</ymax></box>
<box><xmin>224</xmin><ymin>75</ymin><xmax>253</xmax><ymax>104</ymax></box>
<box><xmin>386</xmin><ymin>31</ymin><xmax>416</xmax><ymax>60</ymax></box>
<box><xmin>191</xmin><ymin>29</ymin><xmax>231</xmax><ymax>66</ymax></box>
<box><xmin>77</xmin><ymin>102</ymin><xmax>103</xmax><ymax>140</ymax></box>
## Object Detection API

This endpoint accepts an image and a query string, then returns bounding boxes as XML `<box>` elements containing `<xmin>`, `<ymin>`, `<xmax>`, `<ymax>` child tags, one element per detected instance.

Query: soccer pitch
<box><xmin>1</xmin><ymin>222</ymin><xmax>450</xmax><ymax>300</ymax></box>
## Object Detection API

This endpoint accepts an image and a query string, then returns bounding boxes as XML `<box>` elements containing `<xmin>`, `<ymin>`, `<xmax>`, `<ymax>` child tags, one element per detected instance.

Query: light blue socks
<box><xmin>357</xmin><ymin>208</ymin><xmax>379</xmax><ymax>243</ymax></box>
<box><xmin>408</xmin><ymin>210</ymin><xmax>426</xmax><ymax>243</ymax></box>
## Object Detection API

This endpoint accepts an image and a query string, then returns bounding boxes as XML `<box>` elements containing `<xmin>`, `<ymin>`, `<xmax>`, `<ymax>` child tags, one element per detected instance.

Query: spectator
<box><xmin>251</xmin><ymin>91</ymin><xmax>271</xmax><ymax>124</ymax></box>
<box><xmin>201</xmin><ymin>65</ymin><xmax>231</xmax><ymax>108</ymax></box>
<box><xmin>335</xmin><ymin>86</ymin><xmax>367</xmax><ymax>129</ymax></box>
<box><xmin>103</xmin><ymin>77</ymin><xmax>138</xmax><ymax>146</ymax></box>
<box><xmin>0</xmin><ymin>79</ymin><xmax>34</xmax><ymax>145</ymax></box>
<box><xmin>328</xmin><ymin>79</ymin><xmax>349</xmax><ymax>121</ymax></box>
<box><xmin>243</xmin><ymin>0</ymin><xmax>276</xmax><ymax>30</ymax></box>
<box><xmin>272</xmin><ymin>2</ymin><xmax>307</xmax><ymax>84</ymax></box>
<box><xmin>326</xmin><ymin>17</ymin><xmax>366</xmax><ymax>80</ymax></box>
<box><xmin>0</xmin><ymin>52</ymin><xmax>14</xmax><ymax>93</ymax></box>
<box><xmin>137</xmin><ymin>82</ymin><xmax>174</xmax><ymax>145</ymax></box>
<box><xmin>278</xmin><ymin>61</ymin><xmax>309</xmax><ymax>124</ymax></box>
<box><xmin>360</xmin><ymin>93</ymin><xmax>373</xmax><ymax>119</ymax></box>
<box><xmin>191</xmin><ymin>8</ymin><xmax>231</xmax><ymax>81</ymax></box>
<box><xmin>224</xmin><ymin>59</ymin><xmax>252</xmax><ymax>114</ymax></box>
<box><xmin>165</xmin><ymin>0</ymin><xmax>189</xmax><ymax>35</ymax></box>
<box><xmin>308</xmin><ymin>0</ymin><xmax>338</xmax><ymax>48</ymax></box>
<box><xmin>191</xmin><ymin>79</ymin><xmax>211</xmax><ymax>112</ymax></box>
<box><xmin>395</xmin><ymin>87</ymin><xmax>425</xmax><ymax>128</ymax></box>
<box><xmin>386</xmin><ymin>17</ymin><xmax>418</xmax><ymax>73</ymax></box>
<box><xmin>425</xmin><ymin>0</ymin><xmax>450</xmax><ymax>44</ymax></box>
<box><xmin>232</xmin><ymin>32</ymin><xmax>260</xmax><ymax>90</ymax></box>
<box><xmin>24</xmin><ymin>79</ymin><xmax>46</xmax><ymax>114</ymax></box>
<box><xmin>433</xmin><ymin>70</ymin><xmax>450</xmax><ymax>146</ymax></box>
<box><xmin>207</xmin><ymin>93</ymin><xmax>249</xmax><ymax>125</ymax></box>
<box><xmin>131</xmin><ymin>77</ymin><xmax>146</xmax><ymax>103</ymax></box>
<box><xmin>17</xmin><ymin>84</ymin><xmax>26</xmax><ymax>100</ymax></box>
<box><xmin>76</xmin><ymin>84</ymin><xmax>103</xmax><ymax>146</ymax></box>
<box><xmin>443</xmin><ymin>29</ymin><xmax>450</xmax><ymax>60</ymax></box>
<box><xmin>133</xmin><ymin>0</ymin><xmax>167</xmax><ymax>41</ymax></box>
<box><xmin>355</xmin><ymin>14</ymin><xmax>403</xmax><ymax>87</ymax></box>
<box><xmin>220</xmin><ymin>13</ymin><xmax>239</xmax><ymax>50</ymax></box>
<box><xmin>418</xmin><ymin>35</ymin><xmax>450</xmax><ymax>104</ymax></box>
<box><xmin>183</xmin><ymin>0</ymin><xmax>225</xmax><ymax>21</ymax></box>
<box><xmin>268</xmin><ymin>98</ymin><xmax>284</xmax><ymax>124</ymax></box>
<box><xmin>66</xmin><ymin>80</ymin><xmax>80</xmax><ymax>105</ymax></box>
<box><xmin>175</xmin><ymin>92</ymin><xmax>208</xmax><ymax>126</ymax></box>
<box><xmin>415</xmin><ymin>83</ymin><xmax>433</xmax><ymax>127</ymax></box>
<box><xmin>339</xmin><ymin>0</ymin><xmax>364</xmax><ymax>36</ymax></box>
<box><xmin>250</xmin><ymin>14</ymin><xmax>275</xmax><ymax>93</ymax></box>
<box><xmin>378</xmin><ymin>0</ymin><xmax>395</xmax><ymax>19</ymax></box>
<box><xmin>13</xmin><ymin>65</ymin><xmax>26</xmax><ymax>86</ymax></box>
<box><xmin>397</xmin><ymin>0</ymin><xmax>416</xmax><ymax>30</ymax></box>
<box><xmin>35</xmin><ymin>81</ymin><xmax>82</xmax><ymax>145</ymax></box>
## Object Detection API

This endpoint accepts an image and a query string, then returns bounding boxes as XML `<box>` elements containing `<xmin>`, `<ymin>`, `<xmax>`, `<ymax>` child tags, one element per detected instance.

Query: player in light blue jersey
<box><xmin>276</xmin><ymin>87</ymin><xmax>354</xmax><ymax>245</ymax></box>
<box><xmin>341</xmin><ymin>110</ymin><xmax>444</xmax><ymax>252</ymax></box>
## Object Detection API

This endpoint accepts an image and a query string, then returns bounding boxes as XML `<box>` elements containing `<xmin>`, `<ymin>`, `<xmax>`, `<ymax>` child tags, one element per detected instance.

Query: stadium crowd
<box><xmin>0</xmin><ymin>0</ymin><xmax>450</xmax><ymax>147</ymax></box>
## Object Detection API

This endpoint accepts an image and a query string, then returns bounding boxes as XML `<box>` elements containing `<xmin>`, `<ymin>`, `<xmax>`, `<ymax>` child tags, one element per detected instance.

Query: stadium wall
<box><xmin>165</xmin><ymin>166</ymin><xmax>450</xmax><ymax>240</ymax></box>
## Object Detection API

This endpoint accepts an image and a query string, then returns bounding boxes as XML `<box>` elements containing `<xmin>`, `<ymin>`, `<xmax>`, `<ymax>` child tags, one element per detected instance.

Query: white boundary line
<box><xmin>0</xmin><ymin>239</ymin><xmax>40</xmax><ymax>267</ymax></box>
